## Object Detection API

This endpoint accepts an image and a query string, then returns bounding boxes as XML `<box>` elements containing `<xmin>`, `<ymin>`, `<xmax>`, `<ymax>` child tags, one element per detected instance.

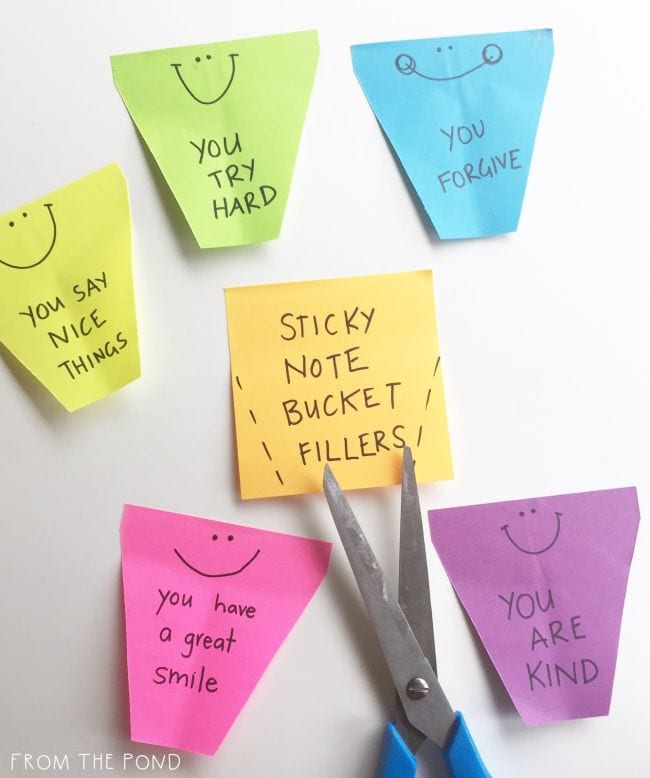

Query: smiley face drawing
<box><xmin>395</xmin><ymin>42</ymin><xmax>503</xmax><ymax>82</ymax></box>
<box><xmin>0</xmin><ymin>203</ymin><xmax>57</xmax><ymax>270</ymax></box>
<box><xmin>174</xmin><ymin>529</ymin><xmax>260</xmax><ymax>578</ymax></box>
<box><xmin>500</xmin><ymin>507</ymin><xmax>562</xmax><ymax>555</ymax></box>
<box><xmin>170</xmin><ymin>52</ymin><xmax>238</xmax><ymax>105</ymax></box>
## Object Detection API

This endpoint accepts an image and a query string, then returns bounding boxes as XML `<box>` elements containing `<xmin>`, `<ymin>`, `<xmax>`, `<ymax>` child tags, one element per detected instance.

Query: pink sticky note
<box><xmin>120</xmin><ymin>505</ymin><xmax>332</xmax><ymax>754</ymax></box>
<box><xmin>428</xmin><ymin>487</ymin><xmax>640</xmax><ymax>726</ymax></box>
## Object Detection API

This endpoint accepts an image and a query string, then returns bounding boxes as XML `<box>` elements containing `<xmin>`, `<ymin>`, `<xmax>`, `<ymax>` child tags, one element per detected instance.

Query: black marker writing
<box><xmin>188</xmin><ymin>131</ymin><xmax>277</xmax><ymax>221</ymax></box>
<box><xmin>438</xmin><ymin>150</ymin><xmax>521</xmax><ymax>193</ymax></box>
<box><xmin>440</xmin><ymin>121</ymin><xmax>485</xmax><ymax>152</ymax></box>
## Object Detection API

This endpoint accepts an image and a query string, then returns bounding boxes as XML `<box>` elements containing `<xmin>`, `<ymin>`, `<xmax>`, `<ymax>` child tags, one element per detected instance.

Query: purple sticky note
<box><xmin>428</xmin><ymin>487</ymin><xmax>640</xmax><ymax>726</ymax></box>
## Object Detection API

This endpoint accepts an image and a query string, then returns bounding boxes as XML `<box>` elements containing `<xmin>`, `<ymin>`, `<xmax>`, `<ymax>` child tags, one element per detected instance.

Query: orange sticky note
<box><xmin>225</xmin><ymin>270</ymin><xmax>453</xmax><ymax>498</ymax></box>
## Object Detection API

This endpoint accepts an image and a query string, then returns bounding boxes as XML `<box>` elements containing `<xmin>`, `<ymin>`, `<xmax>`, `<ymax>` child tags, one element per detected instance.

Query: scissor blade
<box><xmin>394</xmin><ymin>447</ymin><xmax>438</xmax><ymax>754</ymax></box>
<box><xmin>400</xmin><ymin>446</ymin><xmax>436</xmax><ymax>675</ymax></box>
<box><xmin>323</xmin><ymin>465</ymin><xmax>456</xmax><ymax>749</ymax></box>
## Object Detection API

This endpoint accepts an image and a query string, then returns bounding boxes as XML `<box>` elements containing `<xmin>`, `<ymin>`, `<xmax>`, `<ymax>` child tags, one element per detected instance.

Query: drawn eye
<box><xmin>395</xmin><ymin>54</ymin><xmax>416</xmax><ymax>74</ymax></box>
<box><xmin>22</xmin><ymin>212</ymin><xmax>27</xmax><ymax>218</ymax></box>
<box><xmin>518</xmin><ymin>511</ymin><xmax>525</xmax><ymax>517</ymax></box>
<box><xmin>436</xmin><ymin>47</ymin><xmax>442</xmax><ymax>53</ymax></box>
<box><xmin>195</xmin><ymin>56</ymin><xmax>201</xmax><ymax>63</ymax></box>
<box><xmin>531</xmin><ymin>508</ymin><xmax>536</xmax><ymax>514</ymax></box>
<box><xmin>227</xmin><ymin>535</ymin><xmax>234</xmax><ymax>541</ymax></box>
<box><xmin>448</xmin><ymin>45</ymin><xmax>453</xmax><ymax>50</ymax></box>
<box><xmin>206</xmin><ymin>54</ymin><xmax>212</xmax><ymax>60</ymax></box>
<box><xmin>211</xmin><ymin>534</ymin><xmax>218</xmax><ymax>541</ymax></box>
<box><xmin>9</xmin><ymin>221</ymin><xmax>15</xmax><ymax>227</ymax></box>
<box><xmin>482</xmin><ymin>43</ymin><xmax>503</xmax><ymax>65</ymax></box>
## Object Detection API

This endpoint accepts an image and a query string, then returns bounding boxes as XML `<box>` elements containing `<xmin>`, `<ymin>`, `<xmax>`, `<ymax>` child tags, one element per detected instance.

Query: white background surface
<box><xmin>1</xmin><ymin>1</ymin><xmax>649</xmax><ymax>776</ymax></box>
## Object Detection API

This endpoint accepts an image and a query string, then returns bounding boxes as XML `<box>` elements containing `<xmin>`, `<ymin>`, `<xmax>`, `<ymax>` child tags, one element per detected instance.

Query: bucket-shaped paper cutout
<box><xmin>0</xmin><ymin>163</ymin><xmax>140</xmax><ymax>411</ymax></box>
<box><xmin>428</xmin><ymin>487</ymin><xmax>640</xmax><ymax>725</ymax></box>
<box><xmin>121</xmin><ymin>504</ymin><xmax>332</xmax><ymax>754</ymax></box>
<box><xmin>112</xmin><ymin>31</ymin><xmax>319</xmax><ymax>248</ymax></box>
<box><xmin>352</xmin><ymin>29</ymin><xmax>554</xmax><ymax>239</ymax></box>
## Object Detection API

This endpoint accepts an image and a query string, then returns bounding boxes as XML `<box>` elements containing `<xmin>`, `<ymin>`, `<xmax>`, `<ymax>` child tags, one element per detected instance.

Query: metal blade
<box><xmin>323</xmin><ymin>465</ymin><xmax>456</xmax><ymax>749</ymax></box>
<box><xmin>394</xmin><ymin>446</ymin><xmax>438</xmax><ymax>753</ymax></box>
<box><xmin>400</xmin><ymin>446</ymin><xmax>436</xmax><ymax>674</ymax></box>
<box><xmin>393</xmin><ymin>693</ymin><xmax>426</xmax><ymax>756</ymax></box>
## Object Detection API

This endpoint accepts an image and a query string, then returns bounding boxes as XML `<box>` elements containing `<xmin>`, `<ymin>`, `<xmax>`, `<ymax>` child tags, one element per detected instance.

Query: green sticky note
<box><xmin>0</xmin><ymin>164</ymin><xmax>140</xmax><ymax>412</ymax></box>
<box><xmin>111</xmin><ymin>31</ymin><xmax>319</xmax><ymax>248</ymax></box>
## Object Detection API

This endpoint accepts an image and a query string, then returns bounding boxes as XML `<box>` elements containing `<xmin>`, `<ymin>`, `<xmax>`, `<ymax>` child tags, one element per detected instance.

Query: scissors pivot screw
<box><xmin>406</xmin><ymin>677</ymin><xmax>430</xmax><ymax>700</ymax></box>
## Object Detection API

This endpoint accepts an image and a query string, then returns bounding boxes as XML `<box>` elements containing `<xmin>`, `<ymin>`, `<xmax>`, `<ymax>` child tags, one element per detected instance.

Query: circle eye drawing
<box><xmin>174</xmin><ymin>531</ymin><xmax>260</xmax><ymax>578</ymax></box>
<box><xmin>395</xmin><ymin>53</ymin><xmax>417</xmax><ymax>75</ymax></box>
<box><xmin>0</xmin><ymin>203</ymin><xmax>57</xmax><ymax>271</ymax></box>
<box><xmin>500</xmin><ymin>510</ymin><xmax>562</xmax><ymax>555</ymax></box>
<box><xmin>482</xmin><ymin>43</ymin><xmax>503</xmax><ymax>65</ymax></box>
<box><xmin>170</xmin><ymin>52</ymin><xmax>239</xmax><ymax>105</ymax></box>
<box><xmin>394</xmin><ymin>42</ymin><xmax>504</xmax><ymax>82</ymax></box>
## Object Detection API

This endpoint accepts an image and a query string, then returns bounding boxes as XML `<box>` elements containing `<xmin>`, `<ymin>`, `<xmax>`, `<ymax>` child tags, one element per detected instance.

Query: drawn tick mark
<box><xmin>419</xmin><ymin>356</ymin><xmax>440</xmax><ymax>445</ymax></box>
<box><xmin>239</xmin><ymin>373</ymin><xmax>285</xmax><ymax>486</ymax></box>
<box><xmin>395</xmin><ymin>43</ymin><xmax>503</xmax><ymax>82</ymax></box>
<box><xmin>171</xmin><ymin>52</ymin><xmax>238</xmax><ymax>105</ymax></box>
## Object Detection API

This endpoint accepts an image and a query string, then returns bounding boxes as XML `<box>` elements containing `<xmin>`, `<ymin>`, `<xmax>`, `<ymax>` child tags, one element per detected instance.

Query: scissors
<box><xmin>323</xmin><ymin>447</ymin><xmax>491</xmax><ymax>778</ymax></box>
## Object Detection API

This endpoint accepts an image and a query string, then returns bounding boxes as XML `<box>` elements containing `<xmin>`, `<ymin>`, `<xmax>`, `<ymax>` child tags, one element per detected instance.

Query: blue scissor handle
<box><xmin>376</xmin><ymin>714</ymin><xmax>490</xmax><ymax>778</ymax></box>
<box><xmin>443</xmin><ymin>712</ymin><xmax>491</xmax><ymax>778</ymax></box>
<box><xmin>376</xmin><ymin>722</ymin><xmax>416</xmax><ymax>778</ymax></box>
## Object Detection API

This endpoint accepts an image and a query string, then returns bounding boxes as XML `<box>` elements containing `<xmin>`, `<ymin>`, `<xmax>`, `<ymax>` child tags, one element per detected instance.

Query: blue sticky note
<box><xmin>352</xmin><ymin>29</ymin><xmax>554</xmax><ymax>239</ymax></box>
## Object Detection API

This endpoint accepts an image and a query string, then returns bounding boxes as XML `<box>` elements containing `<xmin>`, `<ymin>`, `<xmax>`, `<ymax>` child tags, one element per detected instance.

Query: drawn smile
<box><xmin>0</xmin><ymin>203</ymin><xmax>57</xmax><ymax>270</ymax></box>
<box><xmin>173</xmin><ymin>547</ymin><xmax>260</xmax><ymax>577</ymax></box>
<box><xmin>171</xmin><ymin>52</ymin><xmax>238</xmax><ymax>105</ymax></box>
<box><xmin>395</xmin><ymin>43</ymin><xmax>503</xmax><ymax>82</ymax></box>
<box><xmin>500</xmin><ymin>510</ymin><xmax>562</xmax><ymax>555</ymax></box>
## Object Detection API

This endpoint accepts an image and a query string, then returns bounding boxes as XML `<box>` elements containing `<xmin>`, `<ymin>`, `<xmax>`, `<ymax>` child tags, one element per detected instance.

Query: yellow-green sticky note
<box><xmin>111</xmin><ymin>30</ymin><xmax>319</xmax><ymax>248</ymax></box>
<box><xmin>225</xmin><ymin>270</ymin><xmax>453</xmax><ymax>499</ymax></box>
<box><xmin>0</xmin><ymin>164</ymin><xmax>140</xmax><ymax>411</ymax></box>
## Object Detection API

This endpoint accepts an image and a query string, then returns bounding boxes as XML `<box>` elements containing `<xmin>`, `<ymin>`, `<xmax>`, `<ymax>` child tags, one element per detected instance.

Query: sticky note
<box><xmin>0</xmin><ymin>164</ymin><xmax>140</xmax><ymax>411</ymax></box>
<box><xmin>352</xmin><ymin>29</ymin><xmax>554</xmax><ymax>238</ymax></box>
<box><xmin>225</xmin><ymin>270</ymin><xmax>452</xmax><ymax>499</ymax></box>
<box><xmin>111</xmin><ymin>31</ymin><xmax>319</xmax><ymax>248</ymax></box>
<box><xmin>121</xmin><ymin>504</ymin><xmax>332</xmax><ymax>754</ymax></box>
<box><xmin>428</xmin><ymin>487</ymin><xmax>640</xmax><ymax>725</ymax></box>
